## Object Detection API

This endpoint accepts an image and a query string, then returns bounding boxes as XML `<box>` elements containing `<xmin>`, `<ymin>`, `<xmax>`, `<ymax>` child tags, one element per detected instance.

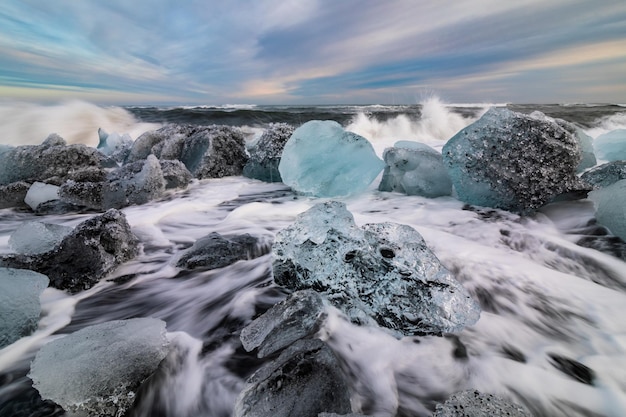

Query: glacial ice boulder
<box><xmin>97</xmin><ymin>128</ymin><xmax>134</xmax><ymax>164</ymax></box>
<box><xmin>378</xmin><ymin>141</ymin><xmax>452</xmax><ymax>197</ymax></box>
<box><xmin>243</xmin><ymin>123</ymin><xmax>295</xmax><ymax>182</ymax></box>
<box><xmin>0</xmin><ymin>268</ymin><xmax>49</xmax><ymax>348</ymax></box>
<box><xmin>24</xmin><ymin>182</ymin><xmax>60</xmax><ymax>211</ymax></box>
<box><xmin>240</xmin><ymin>290</ymin><xmax>327</xmax><ymax>358</ymax></box>
<box><xmin>176</xmin><ymin>232</ymin><xmax>270</xmax><ymax>270</ymax></box>
<box><xmin>442</xmin><ymin>108</ymin><xmax>586</xmax><ymax>214</ymax></box>
<box><xmin>272</xmin><ymin>201</ymin><xmax>480</xmax><ymax>336</ymax></box>
<box><xmin>234</xmin><ymin>339</ymin><xmax>352</xmax><ymax>417</ymax></box>
<box><xmin>581</xmin><ymin>161</ymin><xmax>626</xmax><ymax>189</ymax></box>
<box><xmin>0</xmin><ymin>134</ymin><xmax>108</xmax><ymax>186</ymax></box>
<box><xmin>9</xmin><ymin>221</ymin><xmax>72</xmax><ymax>255</ymax></box>
<box><xmin>0</xmin><ymin>209</ymin><xmax>139</xmax><ymax>293</ymax></box>
<box><xmin>128</xmin><ymin>124</ymin><xmax>249</xmax><ymax>178</ymax></box>
<box><xmin>433</xmin><ymin>390</ymin><xmax>531</xmax><ymax>417</ymax></box>
<box><xmin>59</xmin><ymin>154</ymin><xmax>166</xmax><ymax>210</ymax></box>
<box><xmin>29</xmin><ymin>318</ymin><xmax>170</xmax><ymax>417</ymax></box>
<box><xmin>594</xmin><ymin>129</ymin><xmax>626</xmax><ymax>161</ymax></box>
<box><xmin>278</xmin><ymin>121</ymin><xmax>385</xmax><ymax>197</ymax></box>
<box><xmin>589</xmin><ymin>179</ymin><xmax>626</xmax><ymax>241</ymax></box>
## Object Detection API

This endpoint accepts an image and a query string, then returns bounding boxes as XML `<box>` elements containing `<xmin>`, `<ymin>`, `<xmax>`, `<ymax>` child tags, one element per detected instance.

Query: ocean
<box><xmin>0</xmin><ymin>98</ymin><xmax>626</xmax><ymax>416</ymax></box>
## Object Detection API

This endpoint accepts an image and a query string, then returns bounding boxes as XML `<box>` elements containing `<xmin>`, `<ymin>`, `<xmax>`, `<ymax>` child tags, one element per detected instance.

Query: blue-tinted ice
<box><xmin>278</xmin><ymin>121</ymin><xmax>384</xmax><ymax>197</ymax></box>
<box><xmin>589</xmin><ymin>179</ymin><xmax>626</xmax><ymax>241</ymax></box>
<box><xmin>594</xmin><ymin>129</ymin><xmax>626</xmax><ymax>161</ymax></box>
<box><xmin>272</xmin><ymin>201</ymin><xmax>480</xmax><ymax>336</ymax></box>
<box><xmin>9</xmin><ymin>221</ymin><xmax>72</xmax><ymax>255</ymax></box>
<box><xmin>97</xmin><ymin>128</ymin><xmax>133</xmax><ymax>164</ymax></box>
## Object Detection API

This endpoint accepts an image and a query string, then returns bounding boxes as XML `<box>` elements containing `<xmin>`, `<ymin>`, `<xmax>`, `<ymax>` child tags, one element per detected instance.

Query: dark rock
<box><xmin>176</xmin><ymin>232</ymin><xmax>269</xmax><ymax>270</ymax></box>
<box><xmin>548</xmin><ymin>353</ymin><xmax>595</xmax><ymax>385</ymax></box>
<box><xmin>240</xmin><ymin>290</ymin><xmax>327</xmax><ymax>358</ymax></box>
<box><xmin>0</xmin><ymin>209</ymin><xmax>139</xmax><ymax>293</ymax></box>
<box><xmin>442</xmin><ymin>108</ymin><xmax>588</xmax><ymax>214</ymax></box>
<box><xmin>581</xmin><ymin>161</ymin><xmax>626</xmax><ymax>189</ymax></box>
<box><xmin>159</xmin><ymin>159</ymin><xmax>193</xmax><ymax>189</ymax></box>
<box><xmin>243</xmin><ymin>123</ymin><xmax>295</xmax><ymax>182</ymax></box>
<box><xmin>433</xmin><ymin>390</ymin><xmax>532</xmax><ymax>417</ymax></box>
<box><xmin>0</xmin><ymin>181</ymin><xmax>30</xmax><ymax>209</ymax></box>
<box><xmin>234</xmin><ymin>339</ymin><xmax>352</xmax><ymax>417</ymax></box>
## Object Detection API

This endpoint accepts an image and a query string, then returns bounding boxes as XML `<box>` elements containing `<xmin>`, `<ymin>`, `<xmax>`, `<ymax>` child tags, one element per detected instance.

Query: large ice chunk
<box><xmin>9</xmin><ymin>221</ymin><xmax>72</xmax><ymax>255</ymax></box>
<box><xmin>589</xmin><ymin>179</ymin><xmax>626</xmax><ymax>240</ymax></box>
<box><xmin>272</xmin><ymin>201</ymin><xmax>480</xmax><ymax>336</ymax></box>
<box><xmin>442</xmin><ymin>108</ymin><xmax>586</xmax><ymax>214</ymax></box>
<box><xmin>594</xmin><ymin>129</ymin><xmax>626</xmax><ymax>161</ymax></box>
<box><xmin>581</xmin><ymin>161</ymin><xmax>626</xmax><ymax>189</ymax></box>
<box><xmin>378</xmin><ymin>141</ymin><xmax>452</xmax><ymax>197</ymax></box>
<box><xmin>278</xmin><ymin>121</ymin><xmax>385</xmax><ymax>197</ymax></box>
<box><xmin>29</xmin><ymin>318</ymin><xmax>170</xmax><ymax>417</ymax></box>
<box><xmin>243</xmin><ymin>123</ymin><xmax>295</xmax><ymax>182</ymax></box>
<box><xmin>24</xmin><ymin>182</ymin><xmax>60</xmax><ymax>211</ymax></box>
<box><xmin>433</xmin><ymin>390</ymin><xmax>531</xmax><ymax>417</ymax></box>
<box><xmin>0</xmin><ymin>268</ymin><xmax>49</xmax><ymax>348</ymax></box>
<box><xmin>234</xmin><ymin>339</ymin><xmax>351</xmax><ymax>417</ymax></box>
<box><xmin>97</xmin><ymin>128</ymin><xmax>133</xmax><ymax>164</ymax></box>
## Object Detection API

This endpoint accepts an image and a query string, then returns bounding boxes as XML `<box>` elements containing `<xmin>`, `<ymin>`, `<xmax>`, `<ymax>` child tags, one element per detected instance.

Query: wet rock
<box><xmin>234</xmin><ymin>339</ymin><xmax>352</xmax><ymax>417</ymax></box>
<box><xmin>241</xmin><ymin>290</ymin><xmax>327</xmax><ymax>358</ymax></box>
<box><xmin>581</xmin><ymin>161</ymin><xmax>626</xmax><ymax>189</ymax></box>
<box><xmin>442</xmin><ymin>108</ymin><xmax>587</xmax><ymax>214</ymax></box>
<box><xmin>589</xmin><ymin>179</ymin><xmax>626</xmax><ymax>241</ymax></box>
<box><xmin>0</xmin><ymin>181</ymin><xmax>30</xmax><ymax>209</ymax></box>
<box><xmin>243</xmin><ymin>123</ymin><xmax>295</xmax><ymax>182</ymax></box>
<box><xmin>0</xmin><ymin>209</ymin><xmax>139</xmax><ymax>293</ymax></box>
<box><xmin>176</xmin><ymin>232</ymin><xmax>269</xmax><ymax>270</ymax></box>
<box><xmin>433</xmin><ymin>390</ymin><xmax>532</xmax><ymax>417</ymax></box>
<box><xmin>159</xmin><ymin>159</ymin><xmax>193</xmax><ymax>189</ymax></box>
<box><xmin>272</xmin><ymin>201</ymin><xmax>480</xmax><ymax>336</ymax></box>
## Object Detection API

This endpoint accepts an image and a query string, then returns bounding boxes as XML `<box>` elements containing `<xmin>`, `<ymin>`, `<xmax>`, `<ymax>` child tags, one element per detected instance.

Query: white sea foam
<box><xmin>585</xmin><ymin>112</ymin><xmax>626</xmax><ymax>139</ymax></box>
<box><xmin>0</xmin><ymin>100</ymin><xmax>160</xmax><ymax>146</ymax></box>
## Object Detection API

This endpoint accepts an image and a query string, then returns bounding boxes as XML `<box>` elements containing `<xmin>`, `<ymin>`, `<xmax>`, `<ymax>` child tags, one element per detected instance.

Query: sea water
<box><xmin>0</xmin><ymin>99</ymin><xmax>625</xmax><ymax>416</ymax></box>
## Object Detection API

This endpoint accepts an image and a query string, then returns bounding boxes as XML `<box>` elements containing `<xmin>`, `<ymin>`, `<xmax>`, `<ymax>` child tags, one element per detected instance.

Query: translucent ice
<box><xmin>29</xmin><ymin>318</ymin><xmax>170</xmax><ymax>416</ymax></box>
<box><xmin>378</xmin><ymin>141</ymin><xmax>452</xmax><ymax>197</ymax></box>
<box><xmin>589</xmin><ymin>179</ymin><xmax>626</xmax><ymax>240</ymax></box>
<box><xmin>278</xmin><ymin>121</ymin><xmax>385</xmax><ymax>197</ymax></box>
<box><xmin>97</xmin><ymin>128</ymin><xmax>133</xmax><ymax>164</ymax></box>
<box><xmin>243</xmin><ymin>123</ymin><xmax>295</xmax><ymax>182</ymax></box>
<box><xmin>0</xmin><ymin>268</ymin><xmax>49</xmax><ymax>348</ymax></box>
<box><xmin>581</xmin><ymin>161</ymin><xmax>626</xmax><ymax>189</ymax></box>
<box><xmin>433</xmin><ymin>390</ymin><xmax>531</xmax><ymax>417</ymax></box>
<box><xmin>234</xmin><ymin>339</ymin><xmax>351</xmax><ymax>417</ymax></box>
<box><xmin>24</xmin><ymin>182</ymin><xmax>60</xmax><ymax>211</ymax></box>
<box><xmin>442</xmin><ymin>108</ymin><xmax>585</xmax><ymax>214</ymax></box>
<box><xmin>594</xmin><ymin>129</ymin><xmax>626</xmax><ymax>161</ymax></box>
<box><xmin>272</xmin><ymin>201</ymin><xmax>480</xmax><ymax>336</ymax></box>
<box><xmin>9</xmin><ymin>221</ymin><xmax>72</xmax><ymax>255</ymax></box>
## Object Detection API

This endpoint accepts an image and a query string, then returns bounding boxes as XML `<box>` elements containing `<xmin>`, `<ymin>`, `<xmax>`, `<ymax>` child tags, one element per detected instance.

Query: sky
<box><xmin>0</xmin><ymin>0</ymin><xmax>625</xmax><ymax>105</ymax></box>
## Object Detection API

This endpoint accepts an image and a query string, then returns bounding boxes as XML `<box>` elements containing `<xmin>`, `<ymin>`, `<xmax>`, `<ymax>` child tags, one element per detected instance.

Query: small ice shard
<box><xmin>378</xmin><ymin>141</ymin><xmax>452</xmax><ymax>197</ymax></box>
<box><xmin>9</xmin><ymin>221</ymin><xmax>72</xmax><ymax>255</ymax></box>
<box><xmin>0</xmin><ymin>209</ymin><xmax>139</xmax><ymax>293</ymax></box>
<box><xmin>272</xmin><ymin>201</ymin><xmax>480</xmax><ymax>336</ymax></box>
<box><xmin>0</xmin><ymin>268</ymin><xmax>49</xmax><ymax>348</ymax></box>
<box><xmin>589</xmin><ymin>179</ymin><xmax>626</xmax><ymax>240</ymax></box>
<box><xmin>594</xmin><ymin>129</ymin><xmax>626</xmax><ymax>161</ymax></box>
<box><xmin>29</xmin><ymin>318</ymin><xmax>170</xmax><ymax>417</ymax></box>
<box><xmin>176</xmin><ymin>232</ymin><xmax>270</xmax><ymax>270</ymax></box>
<box><xmin>442</xmin><ymin>108</ymin><xmax>586</xmax><ymax>214</ymax></box>
<box><xmin>24</xmin><ymin>182</ymin><xmax>60</xmax><ymax>211</ymax></box>
<box><xmin>243</xmin><ymin>123</ymin><xmax>295</xmax><ymax>182</ymax></box>
<box><xmin>240</xmin><ymin>290</ymin><xmax>327</xmax><ymax>358</ymax></box>
<box><xmin>234</xmin><ymin>339</ymin><xmax>352</xmax><ymax>417</ymax></box>
<box><xmin>97</xmin><ymin>128</ymin><xmax>134</xmax><ymax>164</ymax></box>
<box><xmin>433</xmin><ymin>390</ymin><xmax>531</xmax><ymax>417</ymax></box>
<box><xmin>278</xmin><ymin>120</ymin><xmax>385</xmax><ymax>197</ymax></box>
<box><xmin>581</xmin><ymin>161</ymin><xmax>626</xmax><ymax>189</ymax></box>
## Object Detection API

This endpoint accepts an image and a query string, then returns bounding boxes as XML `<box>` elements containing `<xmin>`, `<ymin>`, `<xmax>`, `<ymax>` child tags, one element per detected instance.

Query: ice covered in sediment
<box><xmin>378</xmin><ymin>141</ymin><xmax>452</xmax><ymax>197</ymax></box>
<box><xmin>9</xmin><ymin>221</ymin><xmax>72</xmax><ymax>255</ymax></box>
<box><xmin>243</xmin><ymin>123</ymin><xmax>295</xmax><ymax>183</ymax></box>
<box><xmin>581</xmin><ymin>161</ymin><xmax>626</xmax><ymax>188</ymax></box>
<box><xmin>240</xmin><ymin>290</ymin><xmax>327</xmax><ymax>358</ymax></box>
<box><xmin>234</xmin><ymin>338</ymin><xmax>351</xmax><ymax>417</ymax></box>
<box><xmin>24</xmin><ymin>182</ymin><xmax>60</xmax><ymax>211</ymax></box>
<box><xmin>272</xmin><ymin>201</ymin><xmax>480</xmax><ymax>336</ymax></box>
<box><xmin>589</xmin><ymin>179</ymin><xmax>626</xmax><ymax>241</ymax></box>
<box><xmin>127</xmin><ymin>124</ymin><xmax>249</xmax><ymax>178</ymax></box>
<box><xmin>97</xmin><ymin>127</ymin><xmax>133</xmax><ymax>164</ymax></box>
<box><xmin>442</xmin><ymin>108</ymin><xmax>586</xmax><ymax>214</ymax></box>
<box><xmin>594</xmin><ymin>128</ymin><xmax>626</xmax><ymax>161</ymax></box>
<box><xmin>159</xmin><ymin>159</ymin><xmax>193</xmax><ymax>189</ymax></box>
<box><xmin>29</xmin><ymin>318</ymin><xmax>170</xmax><ymax>417</ymax></box>
<box><xmin>176</xmin><ymin>232</ymin><xmax>269</xmax><ymax>270</ymax></box>
<box><xmin>0</xmin><ymin>181</ymin><xmax>30</xmax><ymax>209</ymax></box>
<box><xmin>0</xmin><ymin>268</ymin><xmax>49</xmax><ymax>348</ymax></box>
<box><xmin>278</xmin><ymin>120</ymin><xmax>385</xmax><ymax>197</ymax></box>
<box><xmin>433</xmin><ymin>390</ymin><xmax>531</xmax><ymax>417</ymax></box>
